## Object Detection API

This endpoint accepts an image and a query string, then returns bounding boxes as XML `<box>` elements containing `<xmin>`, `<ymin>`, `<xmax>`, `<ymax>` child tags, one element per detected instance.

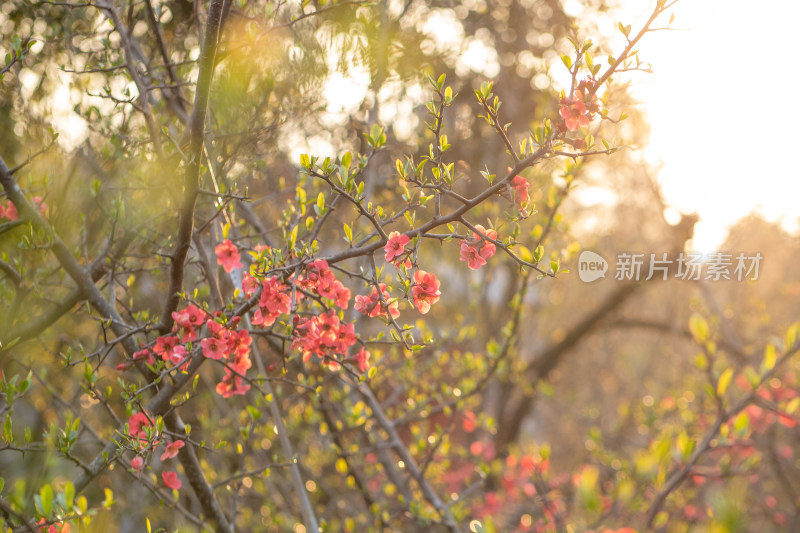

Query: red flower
<box><xmin>412</xmin><ymin>270</ymin><xmax>441</xmax><ymax>314</ymax></box>
<box><xmin>162</xmin><ymin>470</ymin><xmax>182</xmax><ymax>490</ymax></box>
<box><xmin>162</xmin><ymin>343</ymin><xmax>188</xmax><ymax>367</ymax></box>
<box><xmin>215</xmin><ymin>370</ymin><xmax>250</xmax><ymax>398</ymax></box>
<box><xmin>354</xmin><ymin>347</ymin><xmax>371</xmax><ymax>373</ymax></box>
<box><xmin>4</xmin><ymin>201</ymin><xmax>18</xmax><ymax>221</ymax></box>
<box><xmin>36</xmin><ymin>519</ymin><xmax>69</xmax><ymax>533</ymax></box>
<box><xmin>253</xmin><ymin>276</ymin><xmax>291</xmax><ymax>326</ymax></box>
<box><xmin>130</xmin><ymin>456</ymin><xmax>144</xmax><ymax>471</ymax></box>
<box><xmin>355</xmin><ymin>284</ymin><xmax>399</xmax><ymax>320</ymax></box>
<box><xmin>242</xmin><ymin>272</ymin><xmax>260</xmax><ymax>298</ymax></box>
<box><xmin>132</xmin><ymin>348</ymin><xmax>154</xmax><ymax>366</ymax></box>
<box><xmin>160</xmin><ymin>440</ymin><xmax>185</xmax><ymax>461</ymax></box>
<box><xmin>384</xmin><ymin>231</ymin><xmax>411</xmax><ymax>264</ymax></box>
<box><xmin>214</xmin><ymin>239</ymin><xmax>243</xmax><ymax>273</ymax></box>
<box><xmin>33</xmin><ymin>196</ymin><xmax>48</xmax><ymax>216</ymax></box>
<box><xmin>295</xmin><ymin>260</ymin><xmax>351</xmax><ymax>309</ymax></box>
<box><xmin>559</xmin><ymin>97</ymin><xmax>589</xmax><ymax>131</ymax></box>
<box><xmin>171</xmin><ymin>304</ymin><xmax>205</xmax><ymax>342</ymax></box>
<box><xmin>201</xmin><ymin>336</ymin><xmax>228</xmax><ymax>360</ymax></box>
<box><xmin>291</xmin><ymin>312</ymin><xmax>358</xmax><ymax>369</ymax></box>
<box><xmin>511</xmin><ymin>175</ymin><xmax>529</xmax><ymax>207</ymax></box>
<box><xmin>459</xmin><ymin>225</ymin><xmax>497</xmax><ymax>270</ymax></box>
<box><xmin>128</xmin><ymin>412</ymin><xmax>156</xmax><ymax>448</ymax></box>
<box><xmin>502</xmin><ymin>168</ymin><xmax>529</xmax><ymax>209</ymax></box>
<box><xmin>153</xmin><ymin>335</ymin><xmax>179</xmax><ymax>358</ymax></box>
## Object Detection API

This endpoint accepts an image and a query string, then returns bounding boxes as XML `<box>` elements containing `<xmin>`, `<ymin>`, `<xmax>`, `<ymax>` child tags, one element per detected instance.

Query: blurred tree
<box><xmin>3</xmin><ymin>1</ymin><xmax>798</xmax><ymax>533</ymax></box>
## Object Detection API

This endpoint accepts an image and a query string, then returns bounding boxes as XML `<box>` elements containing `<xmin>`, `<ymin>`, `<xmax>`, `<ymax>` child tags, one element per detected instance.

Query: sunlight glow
<box><xmin>630</xmin><ymin>0</ymin><xmax>800</xmax><ymax>250</ymax></box>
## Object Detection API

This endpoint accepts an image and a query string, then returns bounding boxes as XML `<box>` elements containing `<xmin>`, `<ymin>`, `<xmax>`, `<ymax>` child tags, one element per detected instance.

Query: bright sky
<box><xmin>626</xmin><ymin>0</ymin><xmax>800</xmax><ymax>250</ymax></box>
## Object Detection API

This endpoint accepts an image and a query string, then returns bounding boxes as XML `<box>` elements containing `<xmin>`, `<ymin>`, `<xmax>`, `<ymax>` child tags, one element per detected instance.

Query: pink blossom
<box><xmin>153</xmin><ymin>335</ymin><xmax>179</xmax><ymax>358</ymax></box>
<box><xmin>163</xmin><ymin>343</ymin><xmax>188</xmax><ymax>366</ymax></box>
<box><xmin>412</xmin><ymin>270</ymin><xmax>441</xmax><ymax>314</ymax></box>
<box><xmin>214</xmin><ymin>239</ymin><xmax>243</xmax><ymax>273</ymax></box>
<box><xmin>128</xmin><ymin>412</ymin><xmax>156</xmax><ymax>447</ymax></box>
<box><xmin>160</xmin><ymin>440</ymin><xmax>185</xmax><ymax>461</ymax></box>
<box><xmin>459</xmin><ymin>225</ymin><xmax>498</xmax><ymax>270</ymax></box>
<box><xmin>132</xmin><ymin>348</ymin><xmax>155</xmax><ymax>366</ymax></box>
<box><xmin>162</xmin><ymin>470</ymin><xmax>182</xmax><ymax>490</ymax></box>
<box><xmin>130</xmin><ymin>456</ymin><xmax>144</xmax><ymax>471</ymax></box>
<box><xmin>511</xmin><ymin>175</ymin><xmax>529</xmax><ymax>207</ymax></box>
<box><xmin>384</xmin><ymin>231</ymin><xmax>410</xmax><ymax>264</ymax></box>
<box><xmin>354</xmin><ymin>347</ymin><xmax>371</xmax><ymax>373</ymax></box>
<box><xmin>36</xmin><ymin>519</ymin><xmax>70</xmax><ymax>533</ymax></box>
<box><xmin>242</xmin><ymin>273</ymin><xmax>260</xmax><ymax>298</ymax></box>
<box><xmin>201</xmin><ymin>336</ymin><xmax>228</xmax><ymax>360</ymax></box>
<box><xmin>559</xmin><ymin>98</ymin><xmax>589</xmax><ymax>131</ymax></box>
<box><xmin>253</xmin><ymin>276</ymin><xmax>291</xmax><ymax>326</ymax></box>
<box><xmin>215</xmin><ymin>370</ymin><xmax>250</xmax><ymax>398</ymax></box>
<box><xmin>4</xmin><ymin>201</ymin><xmax>18</xmax><ymax>221</ymax></box>
<box><xmin>354</xmin><ymin>284</ymin><xmax>399</xmax><ymax>320</ymax></box>
<box><xmin>33</xmin><ymin>196</ymin><xmax>47</xmax><ymax>216</ymax></box>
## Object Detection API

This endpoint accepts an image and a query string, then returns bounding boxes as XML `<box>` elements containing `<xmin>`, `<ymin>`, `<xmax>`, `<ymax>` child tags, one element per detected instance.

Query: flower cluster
<box><xmin>251</xmin><ymin>275</ymin><xmax>291</xmax><ymax>327</ymax></box>
<box><xmin>118</xmin><ymin>303</ymin><xmax>254</xmax><ymax>398</ymax></box>
<box><xmin>205</xmin><ymin>317</ymin><xmax>253</xmax><ymax>398</ymax></box>
<box><xmin>0</xmin><ymin>197</ymin><xmax>47</xmax><ymax>221</ymax></box>
<box><xmin>128</xmin><ymin>413</ymin><xmax>186</xmax><ymax>492</ymax></box>
<box><xmin>291</xmin><ymin>311</ymin><xmax>357</xmax><ymax>370</ymax></box>
<box><xmin>171</xmin><ymin>303</ymin><xmax>206</xmax><ymax>342</ymax></box>
<box><xmin>460</xmin><ymin>225</ymin><xmax>497</xmax><ymax>270</ymax></box>
<box><xmin>294</xmin><ymin>259</ymin><xmax>351</xmax><ymax>309</ymax></box>
<box><xmin>354</xmin><ymin>283</ymin><xmax>400</xmax><ymax>320</ymax></box>
<box><xmin>153</xmin><ymin>333</ymin><xmax>189</xmax><ymax>369</ymax></box>
<box><xmin>558</xmin><ymin>78</ymin><xmax>599</xmax><ymax>132</ymax></box>
<box><xmin>0</xmin><ymin>200</ymin><xmax>17</xmax><ymax>220</ymax></box>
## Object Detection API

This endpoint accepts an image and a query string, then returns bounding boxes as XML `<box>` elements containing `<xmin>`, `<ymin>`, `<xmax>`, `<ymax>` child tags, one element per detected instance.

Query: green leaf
<box><xmin>0</xmin><ymin>477</ymin><xmax>4</xmax><ymax>495</ymax></box>
<box><xmin>786</xmin><ymin>323</ymin><xmax>800</xmax><ymax>349</ymax></box>
<box><xmin>103</xmin><ymin>487</ymin><xmax>114</xmax><ymax>509</ymax></box>
<box><xmin>517</xmin><ymin>246</ymin><xmax>533</xmax><ymax>263</ymax></box>
<box><xmin>763</xmin><ymin>344</ymin><xmax>777</xmax><ymax>372</ymax></box>
<box><xmin>560</xmin><ymin>54</ymin><xmax>572</xmax><ymax>69</ymax></box>
<box><xmin>63</xmin><ymin>481</ymin><xmax>74</xmax><ymax>509</ymax></box>
<box><xmin>786</xmin><ymin>397</ymin><xmax>800</xmax><ymax>415</ymax></box>
<box><xmin>717</xmin><ymin>368</ymin><xmax>734</xmax><ymax>397</ymax></box>
<box><xmin>3</xmin><ymin>415</ymin><xmax>11</xmax><ymax>443</ymax></box>
<box><xmin>733</xmin><ymin>412</ymin><xmax>749</xmax><ymax>434</ymax></box>
<box><xmin>40</xmin><ymin>484</ymin><xmax>53</xmax><ymax>516</ymax></box>
<box><xmin>676</xmin><ymin>431</ymin><xmax>693</xmax><ymax>458</ymax></box>
<box><xmin>688</xmin><ymin>313</ymin><xmax>709</xmax><ymax>343</ymax></box>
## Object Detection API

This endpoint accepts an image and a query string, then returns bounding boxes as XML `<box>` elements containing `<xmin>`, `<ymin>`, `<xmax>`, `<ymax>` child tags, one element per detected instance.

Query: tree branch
<box><xmin>161</xmin><ymin>0</ymin><xmax>226</xmax><ymax>333</ymax></box>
